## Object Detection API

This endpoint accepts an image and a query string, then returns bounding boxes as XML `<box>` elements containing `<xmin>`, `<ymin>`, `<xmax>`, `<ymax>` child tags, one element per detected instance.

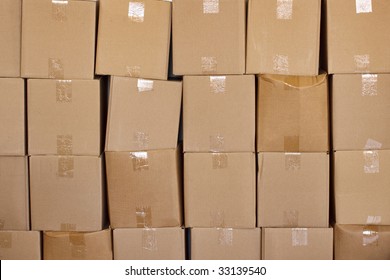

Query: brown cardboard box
<box><xmin>325</xmin><ymin>0</ymin><xmax>390</xmax><ymax>74</ymax></box>
<box><xmin>105</xmin><ymin>148</ymin><xmax>182</xmax><ymax>228</ymax></box>
<box><xmin>0</xmin><ymin>78</ymin><xmax>25</xmax><ymax>156</ymax></box>
<box><xmin>106</xmin><ymin>77</ymin><xmax>182</xmax><ymax>152</ymax></box>
<box><xmin>258</xmin><ymin>152</ymin><xmax>329</xmax><ymax>228</ymax></box>
<box><xmin>190</xmin><ymin>228</ymin><xmax>261</xmax><ymax>260</ymax></box>
<box><xmin>0</xmin><ymin>0</ymin><xmax>21</xmax><ymax>77</ymax></box>
<box><xmin>334</xmin><ymin>150</ymin><xmax>390</xmax><ymax>225</ymax></box>
<box><xmin>96</xmin><ymin>0</ymin><xmax>171</xmax><ymax>80</ymax></box>
<box><xmin>0</xmin><ymin>231</ymin><xmax>41</xmax><ymax>260</ymax></box>
<box><xmin>183</xmin><ymin>75</ymin><xmax>255</xmax><ymax>153</ymax></box>
<box><xmin>246</xmin><ymin>0</ymin><xmax>321</xmax><ymax>76</ymax></box>
<box><xmin>28</xmin><ymin>79</ymin><xmax>103</xmax><ymax>156</ymax></box>
<box><xmin>0</xmin><ymin>157</ymin><xmax>29</xmax><ymax>231</ymax></box>
<box><xmin>113</xmin><ymin>228</ymin><xmax>185</xmax><ymax>260</ymax></box>
<box><xmin>257</xmin><ymin>74</ymin><xmax>329</xmax><ymax>152</ymax></box>
<box><xmin>262</xmin><ymin>228</ymin><xmax>333</xmax><ymax>260</ymax></box>
<box><xmin>335</xmin><ymin>224</ymin><xmax>390</xmax><ymax>260</ymax></box>
<box><xmin>43</xmin><ymin>229</ymin><xmax>112</xmax><ymax>260</ymax></box>
<box><xmin>21</xmin><ymin>0</ymin><xmax>96</xmax><ymax>79</ymax></box>
<box><xmin>30</xmin><ymin>156</ymin><xmax>106</xmax><ymax>231</ymax></box>
<box><xmin>172</xmin><ymin>0</ymin><xmax>246</xmax><ymax>75</ymax></box>
<box><xmin>184</xmin><ymin>153</ymin><xmax>256</xmax><ymax>228</ymax></box>
<box><xmin>332</xmin><ymin>74</ymin><xmax>390</xmax><ymax>151</ymax></box>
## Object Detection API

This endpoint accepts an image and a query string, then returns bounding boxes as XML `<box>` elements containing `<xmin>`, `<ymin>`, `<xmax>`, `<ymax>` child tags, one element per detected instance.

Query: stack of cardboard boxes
<box><xmin>325</xmin><ymin>0</ymin><xmax>390</xmax><ymax>260</ymax></box>
<box><xmin>98</xmin><ymin>0</ymin><xmax>185</xmax><ymax>260</ymax></box>
<box><xmin>0</xmin><ymin>0</ymin><xmax>41</xmax><ymax>260</ymax></box>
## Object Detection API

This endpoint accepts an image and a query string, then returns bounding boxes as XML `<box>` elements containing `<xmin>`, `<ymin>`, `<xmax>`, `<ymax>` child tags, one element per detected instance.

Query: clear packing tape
<box><xmin>361</xmin><ymin>74</ymin><xmax>378</xmax><ymax>96</ymax></box>
<box><xmin>291</xmin><ymin>228</ymin><xmax>308</xmax><ymax>247</ymax></box>
<box><xmin>0</xmin><ymin>232</ymin><xmax>12</xmax><ymax>249</ymax></box>
<box><xmin>69</xmin><ymin>232</ymin><xmax>86</xmax><ymax>258</ymax></box>
<box><xmin>356</xmin><ymin>0</ymin><xmax>372</xmax><ymax>14</ymax></box>
<box><xmin>203</xmin><ymin>0</ymin><xmax>219</xmax><ymax>14</ymax></box>
<box><xmin>276</xmin><ymin>0</ymin><xmax>293</xmax><ymax>20</ymax></box>
<box><xmin>128</xmin><ymin>1</ymin><xmax>145</xmax><ymax>23</ymax></box>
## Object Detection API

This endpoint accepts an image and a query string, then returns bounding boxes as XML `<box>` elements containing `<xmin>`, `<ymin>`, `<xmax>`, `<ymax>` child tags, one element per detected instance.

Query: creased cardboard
<box><xmin>0</xmin><ymin>231</ymin><xmax>41</xmax><ymax>260</ymax></box>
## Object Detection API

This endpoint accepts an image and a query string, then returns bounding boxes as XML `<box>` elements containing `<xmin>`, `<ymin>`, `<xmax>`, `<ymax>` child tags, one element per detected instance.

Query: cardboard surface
<box><xmin>0</xmin><ymin>78</ymin><xmax>25</xmax><ymax>156</ymax></box>
<box><xmin>28</xmin><ymin>79</ymin><xmax>102</xmax><ymax>156</ymax></box>
<box><xmin>184</xmin><ymin>152</ymin><xmax>256</xmax><ymax>228</ymax></box>
<box><xmin>247</xmin><ymin>0</ymin><xmax>321</xmax><ymax>75</ymax></box>
<box><xmin>43</xmin><ymin>229</ymin><xmax>112</xmax><ymax>260</ymax></box>
<box><xmin>183</xmin><ymin>75</ymin><xmax>255</xmax><ymax>152</ymax></box>
<box><xmin>262</xmin><ymin>228</ymin><xmax>333</xmax><ymax>260</ymax></box>
<box><xmin>335</xmin><ymin>224</ymin><xmax>390</xmax><ymax>260</ymax></box>
<box><xmin>257</xmin><ymin>74</ymin><xmax>329</xmax><ymax>152</ymax></box>
<box><xmin>190</xmin><ymin>228</ymin><xmax>261</xmax><ymax>260</ymax></box>
<box><xmin>0</xmin><ymin>231</ymin><xmax>41</xmax><ymax>260</ymax></box>
<box><xmin>96</xmin><ymin>0</ymin><xmax>171</xmax><ymax>80</ymax></box>
<box><xmin>30</xmin><ymin>156</ymin><xmax>106</xmax><ymax>231</ymax></box>
<box><xmin>21</xmin><ymin>0</ymin><xmax>96</xmax><ymax>79</ymax></box>
<box><xmin>325</xmin><ymin>0</ymin><xmax>390</xmax><ymax>74</ymax></box>
<box><xmin>0</xmin><ymin>157</ymin><xmax>29</xmax><ymax>231</ymax></box>
<box><xmin>332</xmin><ymin>74</ymin><xmax>390</xmax><ymax>151</ymax></box>
<box><xmin>0</xmin><ymin>0</ymin><xmax>21</xmax><ymax>77</ymax></box>
<box><xmin>172</xmin><ymin>0</ymin><xmax>245</xmax><ymax>75</ymax></box>
<box><xmin>105</xmin><ymin>148</ymin><xmax>182</xmax><ymax>228</ymax></box>
<box><xmin>334</xmin><ymin>150</ymin><xmax>390</xmax><ymax>225</ymax></box>
<box><xmin>258</xmin><ymin>152</ymin><xmax>329</xmax><ymax>228</ymax></box>
<box><xmin>113</xmin><ymin>228</ymin><xmax>185</xmax><ymax>260</ymax></box>
<box><xmin>106</xmin><ymin>77</ymin><xmax>182</xmax><ymax>152</ymax></box>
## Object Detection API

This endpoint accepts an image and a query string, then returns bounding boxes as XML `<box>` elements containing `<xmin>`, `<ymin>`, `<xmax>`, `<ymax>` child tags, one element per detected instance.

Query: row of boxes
<box><xmin>1</xmin><ymin>0</ymin><xmax>389</xmax><ymax>79</ymax></box>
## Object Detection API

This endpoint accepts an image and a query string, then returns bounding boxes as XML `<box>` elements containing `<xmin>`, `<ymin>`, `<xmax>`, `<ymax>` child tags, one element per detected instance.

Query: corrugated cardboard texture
<box><xmin>21</xmin><ymin>0</ymin><xmax>96</xmax><ymax>79</ymax></box>
<box><xmin>183</xmin><ymin>75</ymin><xmax>255</xmax><ymax>153</ymax></box>
<box><xmin>173</xmin><ymin>0</ymin><xmax>245</xmax><ymax>75</ymax></box>
<box><xmin>0</xmin><ymin>231</ymin><xmax>41</xmax><ymax>260</ymax></box>
<box><xmin>0</xmin><ymin>78</ymin><xmax>25</xmax><ymax>155</ymax></box>
<box><xmin>333</xmin><ymin>74</ymin><xmax>390</xmax><ymax>151</ymax></box>
<box><xmin>257</xmin><ymin>74</ymin><xmax>329</xmax><ymax>152</ymax></box>
<box><xmin>247</xmin><ymin>0</ymin><xmax>320</xmax><ymax>75</ymax></box>
<box><xmin>113</xmin><ymin>228</ymin><xmax>185</xmax><ymax>260</ymax></box>
<box><xmin>0</xmin><ymin>157</ymin><xmax>29</xmax><ymax>231</ymax></box>
<box><xmin>184</xmin><ymin>153</ymin><xmax>256</xmax><ymax>228</ymax></box>
<box><xmin>105</xmin><ymin>149</ymin><xmax>182</xmax><ymax>228</ymax></box>
<box><xmin>334</xmin><ymin>150</ymin><xmax>390</xmax><ymax>225</ymax></box>
<box><xmin>258</xmin><ymin>153</ymin><xmax>329</xmax><ymax>227</ymax></box>
<box><xmin>191</xmin><ymin>228</ymin><xmax>261</xmax><ymax>260</ymax></box>
<box><xmin>96</xmin><ymin>0</ymin><xmax>171</xmax><ymax>80</ymax></box>
<box><xmin>335</xmin><ymin>224</ymin><xmax>390</xmax><ymax>260</ymax></box>
<box><xmin>262</xmin><ymin>228</ymin><xmax>333</xmax><ymax>260</ymax></box>
<box><xmin>0</xmin><ymin>0</ymin><xmax>21</xmax><ymax>77</ymax></box>
<box><xmin>30</xmin><ymin>156</ymin><xmax>106</xmax><ymax>231</ymax></box>
<box><xmin>44</xmin><ymin>229</ymin><xmax>112</xmax><ymax>260</ymax></box>
<box><xmin>28</xmin><ymin>79</ymin><xmax>102</xmax><ymax>156</ymax></box>
<box><xmin>106</xmin><ymin>77</ymin><xmax>182</xmax><ymax>152</ymax></box>
<box><xmin>325</xmin><ymin>0</ymin><xmax>390</xmax><ymax>73</ymax></box>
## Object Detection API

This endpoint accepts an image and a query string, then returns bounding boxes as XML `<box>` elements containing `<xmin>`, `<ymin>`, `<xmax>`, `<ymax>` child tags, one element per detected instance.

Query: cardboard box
<box><xmin>113</xmin><ymin>228</ymin><xmax>185</xmax><ymax>260</ymax></box>
<box><xmin>0</xmin><ymin>0</ymin><xmax>21</xmax><ymax>77</ymax></box>
<box><xmin>30</xmin><ymin>156</ymin><xmax>106</xmax><ymax>231</ymax></box>
<box><xmin>246</xmin><ymin>0</ymin><xmax>321</xmax><ymax>76</ymax></box>
<box><xmin>172</xmin><ymin>0</ymin><xmax>246</xmax><ymax>75</ymax></box>
<box><xmin>0</xmin><ymin>157</ymin><xmax>29</xmax><ymax>231</ymax></box>
<box><xmin>0</xmin><ymin>78</ymin><xmax>25</xmax><ymax>156</ymax></box>
<box><xmin>332</xmin><ymin>74</ymin><xmax>390</xmax><ymax>151</ymax></box>
<box><xmin>21</xmin><ymin>0</ymin><xmax>96</xmax><ymax>79</ymax></box>
<box><xmin>190</xmin><ymin>228</ymin><xmax>261</xmax><ymax>260</ymax></box>
<box><xmin>43</xmin><ymin>229</ymin><xmax>112</xmax><ymax>260</ymax></box>
<box><xmin>28</xmin><ymin>79</ymin><xmax>103</xmax><ymax>156</ymax></box>
<box><xmin>0</xmin><ymin>231</ymin><xmax>41</xmax><ymax>260</ymax></box>
<box><xmin>106</xmin><ymin>77</ymin><xmax>182</xmax><ymax>152</ymax></box>
<box><xmin>257</xmin><ymin>74</ymin><xmax>329</xmax><ymax>152</ymax></box>
<box><xmin>335</xmin><ymin>224</ymin><xmax>390</xmax><ymax>260</ymax></box>
<box><xmin>184</xmin><ymin>152</ymin><xmax>256</xmax><ymax>228</ymax></box>
<box><xmin>96</xmin><ymin>0</ymin><xmax>171</xmax><ymax>80</ymax></box>
<box><xmin>262</xmin><ymin>228</ymin><xmax>333</xmax><ymax>260</ymax></box>
<box><xmin>258</xmin><ymin>153</ymin><xmax>329</xmax><ymax>228</ymax></box>
<box><xmin>105</xmin><ymin>148</ymin><xmax>182</xmax><ymax>228</ymax></box>
<box><xmin>325</xmin><ymin>0</ymin><xmax>390</xmax><ymax>74</ymax></box>
<box><xmin>334</xmin><ymin>150</ymin><xmax>390</xmax><ymax>225</ymax></box>
<box><xmin>183</xmin><ymin>75</ymin><xmax>255</xmax><ymax>152</ymax></box>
